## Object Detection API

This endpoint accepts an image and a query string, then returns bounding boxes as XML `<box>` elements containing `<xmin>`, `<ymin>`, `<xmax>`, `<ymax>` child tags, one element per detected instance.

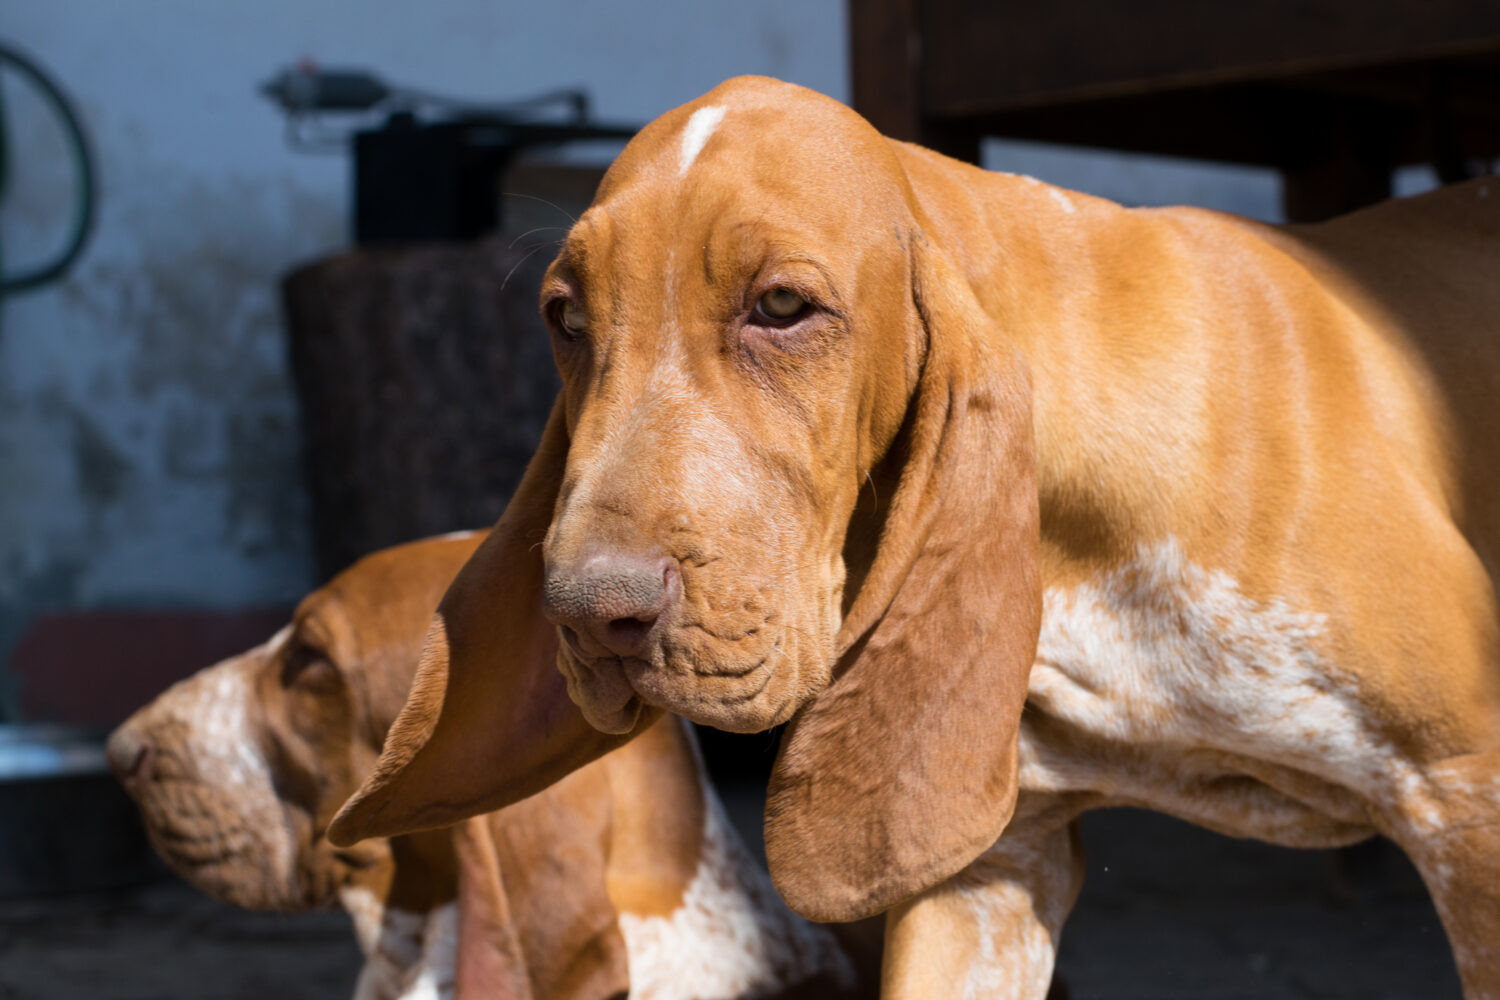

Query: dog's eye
<box><xmin>281</xmin><ymin>641</ymin><xmax>341</xmax><ymax>693</ymax></box>
<box><xmin>754</xmin><ymin>288</ymin><xmax>807</xmax><ymax>324</ymax></box>
<box><xmin>557</xmin><ymin>300</ymin><xmax>588</xmax><ymax>337</ymax></box>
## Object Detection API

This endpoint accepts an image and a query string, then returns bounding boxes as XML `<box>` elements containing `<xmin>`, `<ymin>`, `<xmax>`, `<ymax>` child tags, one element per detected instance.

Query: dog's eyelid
<box><xmin>540</xmin><ymin>270</ymin><xmax>580</xmax><ymax>299</ymax></box>
<box><xmin>746</xmin><ymin>276</ymin><xmax>846</xmax><ymax>329</ymax></box>
<box><xmin>754</xmin><ymin>252</ymin><xmax>840</xmax><ymax>294</ymax></box>
<box><xmin>743</xmin><ymin>278</ymin><xmax>846</xmax><ymax>332</ymax></box>
<box><xmin>279</xmin><ymin>634</ymin><xmax>341</xmax><ymax>690</ymax></box>
<box><xmin>289</xmin><ymin>614</ymin><xmax>333</xmax><ymax>656</ymax></box>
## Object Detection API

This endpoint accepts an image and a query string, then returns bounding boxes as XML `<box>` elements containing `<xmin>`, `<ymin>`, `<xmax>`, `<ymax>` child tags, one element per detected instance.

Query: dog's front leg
<box><xmin>1385</xmin><ymin>751</ymin><xmax>1500</xmax><ymax>1000</ymax></box>
<box><xmin>881</xmin><ymin>822</ymin><xmax>1082</xmax><ymax>1000</ymax></box>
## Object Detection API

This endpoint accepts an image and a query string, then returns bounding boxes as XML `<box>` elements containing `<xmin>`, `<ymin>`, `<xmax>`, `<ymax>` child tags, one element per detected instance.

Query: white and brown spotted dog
<box><xmin>109</xmin><ymin>531</ymin><xmax>861</xmax><ymax>1000</ymax></box>
<box><xmin>331</xmin><ymin>77</ymin><xmax>1500</xmax><ymax>997</ymax></box>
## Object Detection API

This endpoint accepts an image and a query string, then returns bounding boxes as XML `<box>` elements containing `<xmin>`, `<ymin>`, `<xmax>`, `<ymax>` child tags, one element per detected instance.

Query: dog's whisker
<box><xmin>500</xmin><ymin>191</ymin><xmax>579</xmax><ymax>225</ymax></box>
<box><xmin>508</xmin><ymin>226</ymin><xmax>572</xmax><ymax>250</ymax></box>
<box><xmin>500</xmin><ymin>242</ymin><xmax>561</xmax><ymax>295</ymax></box>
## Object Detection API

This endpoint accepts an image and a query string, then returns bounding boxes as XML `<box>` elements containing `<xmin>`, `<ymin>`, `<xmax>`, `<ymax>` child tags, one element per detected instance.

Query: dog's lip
<box><xmin>558</xmin><ymin>627</ymin><xmax>653</xmax><ymax>680</ymax></box>
<box><xmin>623</xmin><ymin>654</ymin><xmax>793</xmax><ymax>733</ymax></box>
<box><xmin>559</xmin><ymin>625</ymin><xmax>584</xmax><ymax>658</ymax></box>
<box><xmin>560</xmin><ymin>647</ymin><xmax>645</xmax><ymax>734</ymax></box>
<box><xmin>567</xmin><ymin>637</ymin><xmax>784</xmax><ymax>726</ymax></box>
<box><xmin>581</xmin><ymin>689</ymin><xmax>642</xmax><ymax>735</ymax></box>
<box><xmin>330</xmin><ymin>847</ymin><xmax>385</xmax><ymax>871</ymax></box>
<box><xmin>560</xmin><ymin>623</ymin><xmax>658</xmax><ymax>664</ymax></box>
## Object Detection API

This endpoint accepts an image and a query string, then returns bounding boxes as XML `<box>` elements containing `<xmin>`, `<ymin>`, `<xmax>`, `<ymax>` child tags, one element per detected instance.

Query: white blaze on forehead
<box><xmin>678</xmin><ymin>105</ymin><xmax>726</xmax><ymax>175</ymax></box>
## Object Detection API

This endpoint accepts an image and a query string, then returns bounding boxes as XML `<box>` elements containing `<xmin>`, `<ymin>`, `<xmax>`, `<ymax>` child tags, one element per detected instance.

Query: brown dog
<box><xmin>110</xmin><ymin>531</ymin><xmax>856</xmax><ymax>1000</ymax></box>
<box><xmin>332</xmin><ymin>78</ymin><xmax>1500</xmax><ymax>998</ymax></box>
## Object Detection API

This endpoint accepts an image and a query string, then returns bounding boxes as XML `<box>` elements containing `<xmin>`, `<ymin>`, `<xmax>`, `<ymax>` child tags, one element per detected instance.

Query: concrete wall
<box><xmin>0</xmin><ymin>0</ymin><xmax>846</xmax><ymax>677</ymax></box>
<box><xmin>4</xmin><ymin>1</ymin><xmax>1354</xmax><ymax>699</ymax></box>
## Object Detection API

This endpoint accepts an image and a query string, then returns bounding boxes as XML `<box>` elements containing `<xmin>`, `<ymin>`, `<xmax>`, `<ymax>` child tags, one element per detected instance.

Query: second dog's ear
<box><xmin>329</xmin><ymin>401</ymin><xmax>658</xmax><ymax>846</ymax></box>
<box><xmin>479</xmin><ymin>765</ymin><xmax>631</xmax><ymax>1000</ymax></box>
<box><xmin>452</xmin><ymin>763</ymin><xmax>631</xmax><ymax>1000</ymax></box>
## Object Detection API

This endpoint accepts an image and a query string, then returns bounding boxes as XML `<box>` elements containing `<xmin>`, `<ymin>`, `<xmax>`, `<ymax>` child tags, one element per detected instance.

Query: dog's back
<box><xmin>1272</xmin><ymin>179</ymin><xmax>1500</xmax><ymax>571</ymax></box>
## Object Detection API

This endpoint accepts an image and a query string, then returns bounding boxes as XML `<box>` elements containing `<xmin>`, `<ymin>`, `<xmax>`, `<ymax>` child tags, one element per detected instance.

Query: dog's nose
<box><xmin>543</xmin><ymin>549</ymin><xmax>679</xmax><ymax>658</ymax></box>
<box><xmin>105</xmin><ymin>725</ymin><xmax>156</xmax><ymax>782</ymax></box>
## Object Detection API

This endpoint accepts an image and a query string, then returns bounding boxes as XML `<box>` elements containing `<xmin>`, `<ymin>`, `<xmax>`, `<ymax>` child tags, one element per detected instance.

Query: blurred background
<box><xmin>2</xmin><ymin>0</ymin><xmax>1497</xmax><ymax>996</ymax></box>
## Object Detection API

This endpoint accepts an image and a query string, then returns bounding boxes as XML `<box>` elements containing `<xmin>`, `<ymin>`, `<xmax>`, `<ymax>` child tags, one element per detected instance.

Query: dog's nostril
<box><xmin>105</xmin><ymin>728</ymin><xmax>155</xmax><ymax>782</ymax></box>
<box><xmin>607</xmin><ymin>616</ymin><xmax>655</xmax><ymax>640</ymax></box>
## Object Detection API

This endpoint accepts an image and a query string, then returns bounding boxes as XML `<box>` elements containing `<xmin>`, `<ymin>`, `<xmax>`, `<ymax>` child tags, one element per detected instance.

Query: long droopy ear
<box><xmin>452</xmin><ymin>816</ymin><xmax>535</xmax><ymax>1000</ymax></box>
<box><xmin>764</xmin><ymin>235</ymin><xmax>1042</xmax><ymax>922</ymax></box>
<box><xmin>329</xmin><ymin>401</ymin><xmax>658</xmax><ymax>846</ymax></box>
<box><xmin>451</xmin><ymin>766</ymin><xmax>630</xmax><ymax>1000</ymax></box>
<box><xmin>481</xmin><ymin>765</ymin><xmax>631</xmax><ymax>1000</ymax></box>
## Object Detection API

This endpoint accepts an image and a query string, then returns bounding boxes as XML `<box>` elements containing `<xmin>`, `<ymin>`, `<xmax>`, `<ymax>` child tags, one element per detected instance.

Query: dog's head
<box><xmin>334</xmin><ymin>77</ymin><xmax>1042</xmax><ymax>921</ymax></box>
<box><xmin>531</xmin><ymin>80</ymin><xmax>931</xmax><ymax>738</ymax></box>
<box><xmin>109</xmin><ymin>532</ymin><xmax>485</xmax><ymax>910</ymax></box>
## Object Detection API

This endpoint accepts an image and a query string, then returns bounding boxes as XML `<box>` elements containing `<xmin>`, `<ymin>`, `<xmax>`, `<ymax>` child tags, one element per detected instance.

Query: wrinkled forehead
<box><xmin>567</xmin><ymin>82</ymin><xmax>912</xmax><ymax>276</ymax></box>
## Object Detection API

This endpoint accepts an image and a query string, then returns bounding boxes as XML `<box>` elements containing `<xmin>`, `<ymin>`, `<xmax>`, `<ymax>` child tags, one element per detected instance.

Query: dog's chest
<box><xmin>617</xmin><ymin>766</ymin><xmax>854</xmax><ymax>999</ymax></box>
<box><xmin>341</xmin><ymin>886</ymin><xmax>456</xmax><ymax>1000</ymax></box>
<box><xmin>1019</xmin><ymin>539</ymin><xmax>1382</xmax><ymax>843</ymax></box>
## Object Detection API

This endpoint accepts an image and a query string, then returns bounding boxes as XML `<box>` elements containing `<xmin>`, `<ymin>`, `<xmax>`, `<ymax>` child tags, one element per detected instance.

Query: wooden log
<box><xmin>282</xmin><ymin>234</ymin><xmax>561</xmax><ymax>581</ymax></box>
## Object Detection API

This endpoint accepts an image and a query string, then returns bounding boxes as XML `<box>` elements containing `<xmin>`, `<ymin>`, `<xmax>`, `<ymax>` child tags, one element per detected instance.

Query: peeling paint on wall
<box><xmin>2</xmin><ymin>0</ymin><xmax>851</xmax><ymax>629</ymax></box>
<box><xmin>0</xmin><ymin>158</ymin><xmax>337</xmax><ymax>611</ymax></box>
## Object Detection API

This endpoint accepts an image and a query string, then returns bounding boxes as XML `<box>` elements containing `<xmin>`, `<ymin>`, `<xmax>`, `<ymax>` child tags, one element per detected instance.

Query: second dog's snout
<box><xmin>106</xmin><ymin>724</ymin><xmax>156</xmax><ymax>782</ymax></box>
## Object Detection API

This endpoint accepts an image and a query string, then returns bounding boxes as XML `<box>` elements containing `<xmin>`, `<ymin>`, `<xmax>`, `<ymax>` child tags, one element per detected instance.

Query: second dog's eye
<box><xmin>755</xmin><ymin>288</ymin><xmax>807</xmax><ymax>323</ymax></box>
<box><xmin>281</xmin><ymin>640</ymin><xmax>340</xmax><ymax>693</ymax></box>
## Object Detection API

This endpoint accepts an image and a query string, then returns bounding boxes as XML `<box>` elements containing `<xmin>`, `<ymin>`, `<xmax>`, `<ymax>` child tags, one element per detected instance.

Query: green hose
<box><xmin>0</xmin><ymin>39</ymin><xmax>95</xmax><ymax>297</ymax></box>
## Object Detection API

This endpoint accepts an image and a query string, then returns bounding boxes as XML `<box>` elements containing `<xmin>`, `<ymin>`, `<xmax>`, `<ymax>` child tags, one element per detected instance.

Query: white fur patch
<box><xmin>203</xmin><ymin>639</ymin><xmax>285</xmax><ymax>794</ymax></box>
<box><xmin>1019</xmin><ymin>538</ymin><xmax>1391</xmax><ymax>842</ymax></box>
<box><xmin>618</xmin><ymin>726</ymin><xmax>853</xmax><ymax>999</ymax></box>
<box><xmin>155</xmin><ymin>635</ymin><xmax>297</xmax><ymax>893</ymax></box>
<box><xmin>433</xmin><ymin>529</ymin><xmax>481</xmax><ymax>542</ymax></box>
<box><xmin>953</xmin><ymin>837</ymin><xmax>1070</xmax><ymax>1000</ymax></box>
<box><xmin>342</xmin><ymin>885</ymin><xmax>457</xmax><ymax>1000</ymax></box>
<box><xmin>679</xmin><ymin>105</ymin><xmax>726</xmax><ymax>175</ymax></box>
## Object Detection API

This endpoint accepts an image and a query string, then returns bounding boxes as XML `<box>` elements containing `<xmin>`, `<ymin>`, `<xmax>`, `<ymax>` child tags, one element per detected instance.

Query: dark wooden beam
<box><xmin>1280</xmin><ymin>103</ymin><xmax>1396</xmax><ymax>221</ymax></box>
<box><xmin>919</xmin><ymin>0</ymin><xmax>1500</xmax><ymax>116</ymax></box>
<box><xmin>849</xmin><ymin>0</ymin><xmax>923</xmax><ymax>141</ymax></box>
